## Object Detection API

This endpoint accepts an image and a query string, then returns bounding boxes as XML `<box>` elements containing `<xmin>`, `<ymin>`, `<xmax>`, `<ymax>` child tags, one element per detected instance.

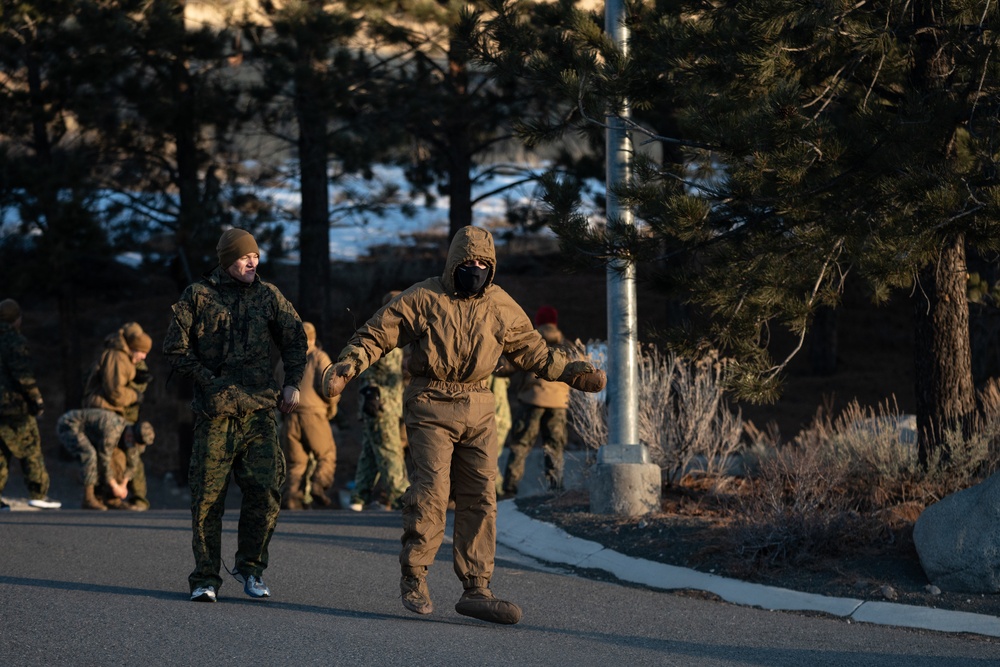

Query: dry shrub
<box><xmin>729</xmin><ymin>444</ymin><xmax>871</xmax><ymax>570</ymax></box>
<box><xmin>730</xmin><ymin>393</ymin><xmax>1000</xmax><ymax>570</ymax></box>
<box><xmin>568</xmin><ymin>342</ymin><xmax>744</xmax><ymax>485</ymax></box>
<box><xmin>637</xmin><ymin>347</ymin><xmax>743</xmax><ymax>484</ymax></box>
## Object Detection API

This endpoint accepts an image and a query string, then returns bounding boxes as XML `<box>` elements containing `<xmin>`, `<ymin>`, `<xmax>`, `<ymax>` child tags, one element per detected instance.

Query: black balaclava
<box><xmin>455</xmin><ymin>264</ymin><xmax>489</xmax><ymax>296</ymax></box>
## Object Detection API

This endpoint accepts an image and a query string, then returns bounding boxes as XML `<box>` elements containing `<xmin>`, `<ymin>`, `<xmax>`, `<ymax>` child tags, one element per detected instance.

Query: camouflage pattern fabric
<box><xmin>502</xmin><ymin>404</ymin><xmax>569</xmax><ymax>495</ymax></box>
<box><xmin>163</xmin><ymin>266</ymin><xmax>307</xmax><ymax>418</ymax></box>
<box><xmin>56</xmin><ymin>408</ymin><xmax>128</xmax><ymax>486</ymax></box>
<box><xmin>489</xmin><ymin>374</ymin><xmax>511</xmax><ymax>495</ymax></box>
<box><xmin>165</xmin><ymin>265</ymin><xmax>304</xmax><ymax>592</ymax></box>
<box><xmin>352</xmin><ymin>347</ymin><xmax>408</xmax><ymax>507</ymax></box>
<box><xmin>0</xmin><ymin>322</ymin><xmax>42</xmax><ymax>418</ymax></box>
<box><xmin>0</xmin><ymin>322</ymin><xmax>48</xmax><ymax>499</ymax></box>
<box><xmin>188</xmin><ymin>409</ymin><xmax>284</xmax><ymax>592</ymax></box>
<box><xmin>0</xmin><ymin>415</ymin><xmax>49</xmax><ymax>499</ymax></box>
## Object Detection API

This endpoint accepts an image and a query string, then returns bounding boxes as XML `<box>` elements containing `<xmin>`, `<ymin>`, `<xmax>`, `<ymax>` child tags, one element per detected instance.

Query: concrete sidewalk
<box><xmin>495</xmin><ymin>499</ymin><xmax>1000</xmax><ymax>639</ymax></box>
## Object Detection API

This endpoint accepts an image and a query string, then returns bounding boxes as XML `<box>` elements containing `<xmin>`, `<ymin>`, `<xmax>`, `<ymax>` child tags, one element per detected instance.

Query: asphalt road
<box><xmin>2</xmin><ymin>507</ymin><xmax>998</xmax><ymax>667</ymax></box>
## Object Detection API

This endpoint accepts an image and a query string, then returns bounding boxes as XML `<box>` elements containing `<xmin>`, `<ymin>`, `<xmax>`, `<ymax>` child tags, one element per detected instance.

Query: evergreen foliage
<box><xmin>485</xmin><ymin>0</ymin><xmax>1000</xmax><ymax>454</ymax></box>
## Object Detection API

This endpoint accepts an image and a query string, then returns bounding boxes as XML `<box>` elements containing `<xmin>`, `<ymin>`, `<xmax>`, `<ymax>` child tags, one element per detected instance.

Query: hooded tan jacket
<box><xmin>515</xmin><ymin>323</ymin><xmax>571</xmax><ymax>409</ymax></box>
<box><xmin>338</xmin><ymin>226</ymin><xmax>569</xmax><ymax>387</ymax></box>
<box><xmin>83</xmin><ymin>328</ymin><xmax>139</xmax><ymax>416</ymax></box>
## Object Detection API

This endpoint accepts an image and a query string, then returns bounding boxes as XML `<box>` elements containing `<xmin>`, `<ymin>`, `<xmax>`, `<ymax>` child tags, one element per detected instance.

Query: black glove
<box><xmin>133</xmin><ymin>368</ymin><xmax>153</xmax><ymax>385</ymax></box>
<box><xmin>28</xmin><ymin>398</ymin><xmax>44</xmax><ymax>417</ymax></box>
<box><xmin>360</xmin><ymin>386</ymin><xmax>382</xmax><ymax>417</ymax></box>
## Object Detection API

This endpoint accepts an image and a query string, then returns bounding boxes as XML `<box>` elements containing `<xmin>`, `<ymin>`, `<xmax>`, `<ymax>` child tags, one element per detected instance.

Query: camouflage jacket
<box><xmin>163</xmin><ymin>267</ymin><xmax>307</xmax><ymax>418</ymax></box>
<box><xmin>357</xmin><ymin>346</ymin><xmax>404</xmax><ymax>420</ymax></box>
<box><xmin>0</xmin><ymin>322</ymin><xmax>42</xmax><ymax>418</ymax></box>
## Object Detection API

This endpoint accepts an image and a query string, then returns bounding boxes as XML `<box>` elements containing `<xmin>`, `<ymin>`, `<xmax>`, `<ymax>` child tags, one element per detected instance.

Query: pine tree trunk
<box><xmin>913</xmin><ymin>234</ymin><xmax>975</xmax><ymax>466</ymax></box>
<box><xmin>295</xmin><ymin>58</ymin><xmax>331</xmax><ymax>340</ymax></box>
<box><xmin>173</xmin><ymin>57</ymin><xmax>203</xmax><ymax>286</ymax></box>
<box><xmin>447</xmin><ymin>37</ymin><xmax>472</xmax><ymax>240</ymax></box>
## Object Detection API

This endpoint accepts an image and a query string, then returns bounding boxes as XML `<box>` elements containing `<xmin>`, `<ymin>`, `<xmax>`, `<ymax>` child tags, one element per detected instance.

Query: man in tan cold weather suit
<box><xmin>279</xmin><ymin>321</ymin><xmax>339</xmax><ymax>509</ymax></box>
<box><xmin>321</xmin><ymin>226</ymin><xmax>605</xmax><ymax>625</ymax></box>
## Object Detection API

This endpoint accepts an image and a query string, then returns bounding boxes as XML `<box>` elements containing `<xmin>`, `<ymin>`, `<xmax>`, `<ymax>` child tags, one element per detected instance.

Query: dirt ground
<box><xmin>516</xmin><ymin>489</ymin><xmax>1000</xmax><ymax>619</ymax></box>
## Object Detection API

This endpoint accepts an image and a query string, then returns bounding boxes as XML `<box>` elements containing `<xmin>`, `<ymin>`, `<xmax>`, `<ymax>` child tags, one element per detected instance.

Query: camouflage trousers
<box><xmin>188</xmin><ymin>409</ymin><xmax>285</xmax><ymax>593</ymax></box>
<box><xmin>0</xmin><ymin>415</ymin><xmax>49</xmax><ymax>500</ymax></box>
<box><xmin>352</xmin><ymin>411</ymin><xmax>408</xmax><ymax>508</ymax></box>
<box><xmin>491</xmin><ymin>376</ymin><xmax>511</xmax><ymax>495</ymax></box>
<box><xmin>56</xmin><ymin>408</ymin><xmax>126</xmax><ymax>487</ymax></box>
<box><xmin>502</xmin><ymin>405</ymin><xmax>568</xmax><ymax>495</ymax></box>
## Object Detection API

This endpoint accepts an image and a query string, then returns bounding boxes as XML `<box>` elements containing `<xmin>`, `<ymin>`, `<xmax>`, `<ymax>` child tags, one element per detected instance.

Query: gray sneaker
<box><xmin>28</xmin><ymin>497</ymin><xmax>61</xmax><ymax>510</ymax></box>
<box><xmin>190</xmin><ymin>586</ymin><xmax>217</xmax><ymax>602</ymax></box>
<box><xmin>242</xmin><ymin>574</ymin><xmax>270</xmax><ymax>599</ymax></box>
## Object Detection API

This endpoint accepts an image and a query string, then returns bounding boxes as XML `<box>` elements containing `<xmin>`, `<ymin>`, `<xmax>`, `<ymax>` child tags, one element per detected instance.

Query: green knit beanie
<box><xmin>217</xmin><ymin>229</ymin><xmax>260</xmax><ymax>269</ymax></box>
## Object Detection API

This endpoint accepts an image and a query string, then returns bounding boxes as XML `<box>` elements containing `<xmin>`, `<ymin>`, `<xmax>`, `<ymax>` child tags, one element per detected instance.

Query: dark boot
<box><xmin>82</xmin><ymin>485</ymin><xmax>107</xmax><ymax>511</ymax></box>
<box><xmin>310</xmin><ymin>486</ymin><xmax>333</xmax><ymax>508</ymax></box>
<box><xmin>455</xmin><ymin>587</ymin><xmax>522</xmax><ymax>625</ymax></box>
<box><xmin>400</xmin><ymin>575</ymin><xmax>434</xmax><ymax>615</ymax></box>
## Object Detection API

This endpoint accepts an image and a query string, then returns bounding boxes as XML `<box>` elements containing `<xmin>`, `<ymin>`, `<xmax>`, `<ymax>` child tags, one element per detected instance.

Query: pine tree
<box><xmin>243</xmin><ymin>0</ymin><xmax>398</xmax><ymax>339</ymax></box>
<box><xmin>356</xmin><ymin>0</ymin><xmax>580</xmax><ymax>240</ymax></box>
<box><xmin>487</xmin><ymin>0</ymin><xmax>1000</xmax><ymax>459</ymax></box>
<box><xmin>0</xmin><ymin>0</ymin><xmax>117</xmax><ymax>408</ymax></box>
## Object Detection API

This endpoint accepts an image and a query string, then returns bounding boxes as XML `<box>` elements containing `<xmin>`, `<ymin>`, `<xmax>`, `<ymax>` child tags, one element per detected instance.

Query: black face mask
<box><xmin>454</xmin><ymin>264</ymin><xmax>488</xmax><ymax>295</ymax></box>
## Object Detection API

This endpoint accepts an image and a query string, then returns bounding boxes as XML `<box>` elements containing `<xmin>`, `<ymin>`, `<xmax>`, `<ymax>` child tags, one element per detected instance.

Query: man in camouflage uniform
<box><xmin>502</xmin><ymin>306</ymin><xmax>572</xmax><ymax>496</ymax></box>
<box><xmin>164</xmin><ymin>228</ymin><xmax>306</xmax><ymax>603</ymax></box>
<box><xmin>56</xmin><ymin>408</ymin><xmax>133</xmax><ymax>510</ymax></box>
<box><xmin>322</xmin><ymin>226</ymin><xmax>605</xmax><ymax>625</ymax></box>
<box><xmin>350</xmin><ymin>291</ymin><xmax>409</xmax><ymax>511</ymax></box>
<box><xmin>0</xmin><ymin>299</ymin><xmax>60</xmax><ymax>510</ymax></box>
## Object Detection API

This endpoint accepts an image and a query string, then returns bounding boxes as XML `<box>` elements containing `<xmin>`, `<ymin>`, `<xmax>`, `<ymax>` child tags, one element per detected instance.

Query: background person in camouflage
<box><xmin>350</xmin><ymin>291</ymin><xmax>409</xmax><ymax>511</ymax></box>
<box><xmin>56</xmin><ymin>408</ymin><xmax>133</xmax><ymax>510</ymax></box>
<box><xmin>488</xmin><ymin>357</ymin><xmax>515</xmax><ymax>496</ymax></box>
<box><xmin>322</xmin><ymin>226</ymin><xmax>606</xmax><ymax>625</ymax></box>
<box><xmin>164</xmin><ymin>228</ymin><xmax>306</xmax><ymax>603</ymax></box>
<box><xmin>502</xmin><ymin>306</ymin><xmax>572</xmax><ymax>496</ymax></box>
<box><xmin>0</xmin><ymin>298</ymin><xmax>60</xmax><ymax>510</ymax></box>
<box><xmin>277</xmin><ymin>321</ymin><xmax>340</xmax><ymax>510</ymax></box>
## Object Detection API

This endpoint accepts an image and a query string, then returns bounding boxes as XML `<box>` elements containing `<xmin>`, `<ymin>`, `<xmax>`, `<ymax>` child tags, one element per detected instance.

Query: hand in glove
<box><xmin>321</xmin><ymin>361</ymin><xmax>356</xmax><ymax>399</ymax></box>
<box><xmin>558</xmin><ymin>361</ymin><xmax>607</xmax><ymax>393</ymax></box>
<box><xmin>28</xmin><ymin>398</ymin><xmax>44</xmax><ymax>417</ymax></box>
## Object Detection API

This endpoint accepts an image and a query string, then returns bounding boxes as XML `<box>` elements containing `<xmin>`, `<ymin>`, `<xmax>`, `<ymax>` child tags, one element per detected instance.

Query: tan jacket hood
<box><xmin>442</xmin><ymin>226</ymin><xmax>496</xmax><ymax>295</ymax></box>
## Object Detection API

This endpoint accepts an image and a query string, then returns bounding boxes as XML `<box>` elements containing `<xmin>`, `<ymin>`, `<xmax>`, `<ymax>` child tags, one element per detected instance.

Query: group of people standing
<box><xmin>3</xmin><ymin>223</ymin><xmax>606</xmax><ymax>627</ymax></box>
<box><xmin>0</xmin><ymin>301</ymin><xmax>155</xmax><ymax>513</ymax></box>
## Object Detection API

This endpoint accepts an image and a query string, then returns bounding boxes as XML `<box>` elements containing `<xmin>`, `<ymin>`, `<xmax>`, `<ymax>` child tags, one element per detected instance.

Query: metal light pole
<box><xmin>589</xmin><ymin>0</ymin><xmax>662</xmax><ymax>515</ymax></box>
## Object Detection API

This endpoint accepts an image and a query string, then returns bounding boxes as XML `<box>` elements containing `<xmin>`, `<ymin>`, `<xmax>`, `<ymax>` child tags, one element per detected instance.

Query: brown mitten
<box><xmin>569</xmin><ymin>369</ymin><xmax>606</xmax><ymax>392</ymax></box>
<box><xmin>558</xmin><ymin>361</ymin><xmax>607</xmax><ymax>393</ymax></box>
<box><xmin>321</xmin><ymin>361</ymin><xmax>355</xmax><ymax>399</ymax></box>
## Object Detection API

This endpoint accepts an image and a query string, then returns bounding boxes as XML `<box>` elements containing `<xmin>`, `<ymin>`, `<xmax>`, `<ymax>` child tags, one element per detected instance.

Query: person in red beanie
<box><xmin>502</xmin><ymin>306</ymin><xmax>573</xmax><ymax>495</ymax></box>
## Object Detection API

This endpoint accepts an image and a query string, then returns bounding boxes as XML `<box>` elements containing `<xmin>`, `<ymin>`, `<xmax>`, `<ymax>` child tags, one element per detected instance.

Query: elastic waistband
<box><xmin>409</xmin><ymin>376</ymin><xmax>489</xmax><ymax>392</ymax></box>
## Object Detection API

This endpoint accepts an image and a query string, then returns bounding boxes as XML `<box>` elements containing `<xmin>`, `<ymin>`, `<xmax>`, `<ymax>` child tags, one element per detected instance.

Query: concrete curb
<box><xmin>496</xmin><ymin>499</ymin><xmax>1000</xmax><ymax>638</ymax></box>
